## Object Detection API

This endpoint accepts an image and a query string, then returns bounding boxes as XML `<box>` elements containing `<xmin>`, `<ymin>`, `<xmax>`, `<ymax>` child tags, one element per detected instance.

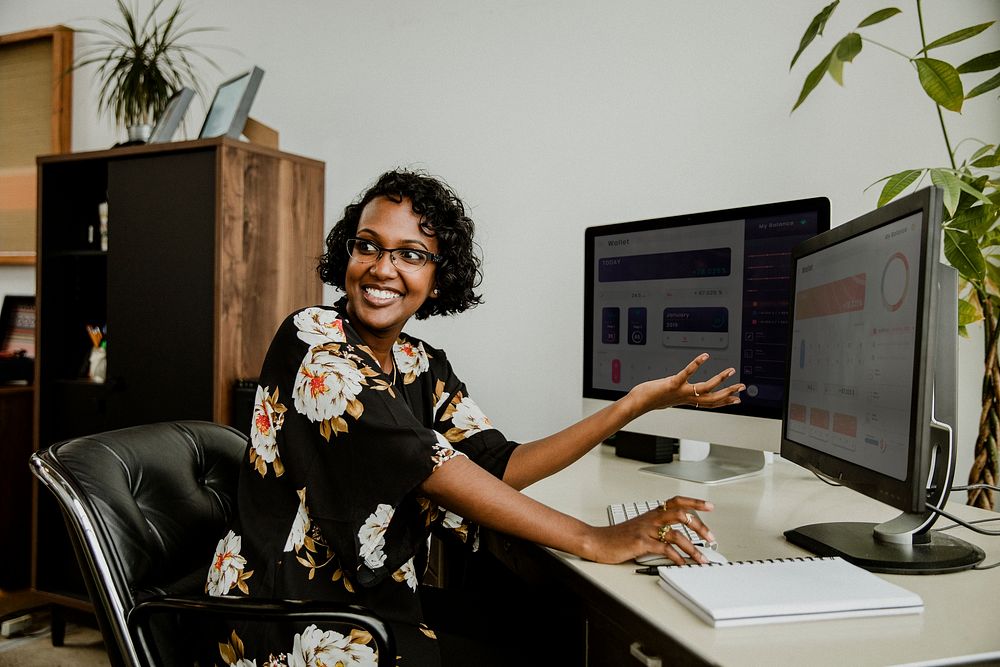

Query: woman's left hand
<box><xmin>628</xmin><ymin>353</ymin><xmax>744</xmax><ymax>415</ymax></box>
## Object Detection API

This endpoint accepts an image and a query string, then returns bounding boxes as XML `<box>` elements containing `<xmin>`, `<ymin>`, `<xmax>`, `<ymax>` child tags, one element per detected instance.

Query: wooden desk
<box><xmin>485</xmin><ymin>446</ymin><xmax>1000</xmax><ymax>666</ymax></box>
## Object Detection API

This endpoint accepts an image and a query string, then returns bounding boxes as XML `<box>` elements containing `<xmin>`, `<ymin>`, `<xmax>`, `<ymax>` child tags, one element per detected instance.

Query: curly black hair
<box><xmin>318</xmin><ymin>169</ymin><xmax>484</xmax><ymax>319</ymax></box>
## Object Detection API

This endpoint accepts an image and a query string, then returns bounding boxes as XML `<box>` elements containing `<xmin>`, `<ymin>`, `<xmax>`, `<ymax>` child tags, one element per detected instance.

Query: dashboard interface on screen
<box><xmin>586</xmin><ymin>202</ymin><xmax>826</xmax><ymax>418</ymax></box>
<box><xmin>784</xmin><ymin>211</ymin><xmax>923</xmax><ymax>481</ymax></box>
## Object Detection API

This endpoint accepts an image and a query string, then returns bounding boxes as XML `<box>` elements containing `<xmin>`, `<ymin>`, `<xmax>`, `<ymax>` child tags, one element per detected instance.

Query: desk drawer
<box><xmin>587</xmin><ymin>601</ymin><xmax>703</xmax><ymax>667</ymax></box>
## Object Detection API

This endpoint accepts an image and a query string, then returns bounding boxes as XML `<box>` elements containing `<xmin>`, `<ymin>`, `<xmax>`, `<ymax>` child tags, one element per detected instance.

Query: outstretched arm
<box><xmin>502</xmin><ymin>353</ymin><xmax>744</xmax><ymax>490</ymax></box>
<box><xmin>420</xmin><ymin>454</ymin><xmax>715</xmax><ymax>565</ymax></box>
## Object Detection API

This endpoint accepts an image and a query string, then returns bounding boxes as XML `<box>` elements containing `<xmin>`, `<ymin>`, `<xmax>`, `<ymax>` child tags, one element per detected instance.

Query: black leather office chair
<box><xmin>30</xmin><ymin>420</ymin><xmax>395</xmax><ymax>667</ymax></box>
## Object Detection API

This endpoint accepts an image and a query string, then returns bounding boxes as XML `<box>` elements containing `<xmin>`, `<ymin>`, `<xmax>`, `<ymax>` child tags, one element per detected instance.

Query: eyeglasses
<box><xmin>346</xmin><ymin>237</ymin><xmax>442</xmax><ymax>272</ymax></box>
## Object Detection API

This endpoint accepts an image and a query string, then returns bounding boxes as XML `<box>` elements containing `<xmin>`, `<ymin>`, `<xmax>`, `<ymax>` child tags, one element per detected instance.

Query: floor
<box><xmin>0</xmin><ymin>589</ymin><xmax>110</xmax><ymax>666</ymax></box>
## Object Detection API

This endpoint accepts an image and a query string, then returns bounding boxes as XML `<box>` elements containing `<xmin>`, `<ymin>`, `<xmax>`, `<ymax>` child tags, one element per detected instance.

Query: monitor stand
<box><xmin>784</xmin><ymin>520</ymin><xmax>984</xmax><ymax>574</ymax></box>
<box><xmin>640</xmin><ymin>443</ymin><xmax>766</xmax><ymax>485</ymax></box>
<box><xmin>786</xmin><ymin>419</ymin><xmax>985</xmax><ymax>574</ymax></box>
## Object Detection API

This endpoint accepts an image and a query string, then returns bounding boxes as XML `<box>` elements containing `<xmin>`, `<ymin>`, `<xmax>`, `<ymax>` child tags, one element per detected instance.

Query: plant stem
<box><xmin>861</xmin><ymin>37</ymin><xmax>914</xmax><ymax>61</ymax></box>
<box><xmin>916</xmin><ymin>0</ymin><xmax>957</xmax><ymax>169</ymax></box>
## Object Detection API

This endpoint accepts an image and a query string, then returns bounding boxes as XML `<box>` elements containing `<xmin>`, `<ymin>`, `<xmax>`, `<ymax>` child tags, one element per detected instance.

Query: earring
<box><xmin>432</xmin><ymin>288</ymin><xmax>440</xmax><ymax>296</ymax></box>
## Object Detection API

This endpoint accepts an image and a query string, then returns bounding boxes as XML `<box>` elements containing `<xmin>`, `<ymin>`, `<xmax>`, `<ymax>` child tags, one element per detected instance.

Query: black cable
<box><xmin>973</xmin><ymin>559</ymin><xmax>1000</xmax><ymax>571</ymax></box>
<box><xmin>925</xmin><ymin>502</ymin><xmax>1000</xmax><ymax>536</ymax></box>
<box><xmin>951</xmin><ymin>483</ymin><xmax>1000</xmax><ymax>493</ymax></box>
<box><xmin>808</xmin><ymin>468</ymin><xmax>842</xmax><ymax>487</ymax></box>
<box><xmin>934</xmin><ymin>516</ymin><xmax>1000</xmax><ymax>532</ymax></box>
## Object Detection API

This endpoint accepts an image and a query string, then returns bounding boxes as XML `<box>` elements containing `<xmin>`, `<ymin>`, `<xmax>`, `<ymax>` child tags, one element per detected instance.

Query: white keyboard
<box><xmin>607</xmin><ymin>500</ymin><xmax>718</xmax><ymax>566</ymax></box>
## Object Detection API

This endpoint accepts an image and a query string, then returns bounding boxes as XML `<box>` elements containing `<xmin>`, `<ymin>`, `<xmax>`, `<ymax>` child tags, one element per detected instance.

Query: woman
<box><xmin>205</xmin><ymin>169</ymin><xmax>743</xmax><ymax>666</ymax></box>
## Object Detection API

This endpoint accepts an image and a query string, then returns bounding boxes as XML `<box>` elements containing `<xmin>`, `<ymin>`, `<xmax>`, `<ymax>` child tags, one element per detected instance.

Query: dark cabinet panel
<box><xmin>33</xmin><ymin>138</ymin><xmax>324</xmax><ymax>604</ymax></box>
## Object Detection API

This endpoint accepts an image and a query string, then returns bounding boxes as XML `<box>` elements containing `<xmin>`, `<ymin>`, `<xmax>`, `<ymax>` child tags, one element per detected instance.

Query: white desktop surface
<box><xmin>520</xmin><ymin>445</ymin><xmax>1000</xmax><ymax>666</ymax></box>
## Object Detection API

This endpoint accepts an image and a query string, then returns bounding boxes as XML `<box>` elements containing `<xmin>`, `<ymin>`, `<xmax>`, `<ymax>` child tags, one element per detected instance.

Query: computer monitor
<box><xmin>583</xmin><ymin>196</ymin><xmax>830</xmax><ymax>483</ymax></box>
<box><xmin>781</xmin><ymin>186</ymin><xmax>984</xmax><ymax>574</ymax></box>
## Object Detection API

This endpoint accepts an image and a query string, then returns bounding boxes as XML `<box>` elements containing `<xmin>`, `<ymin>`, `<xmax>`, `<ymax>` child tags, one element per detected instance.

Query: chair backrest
<box><xmin>31</xmin><ymin>420</ymin><xmax>245</xmax><ymax>666</ymax></box>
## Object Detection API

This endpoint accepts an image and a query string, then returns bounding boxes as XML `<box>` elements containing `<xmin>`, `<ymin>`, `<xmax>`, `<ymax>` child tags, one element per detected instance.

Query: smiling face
<box><xmin>344</xmin><ymin>196</ymin><xmax>438</xmax><ymax>357</ymax></box>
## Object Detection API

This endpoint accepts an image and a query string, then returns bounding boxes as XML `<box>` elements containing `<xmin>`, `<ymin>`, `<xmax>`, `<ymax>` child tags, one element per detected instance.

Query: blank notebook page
<box><xmin>656</xmin><ymin>556</ymin><xmax>923</xmax><ymax>627</ymax></box>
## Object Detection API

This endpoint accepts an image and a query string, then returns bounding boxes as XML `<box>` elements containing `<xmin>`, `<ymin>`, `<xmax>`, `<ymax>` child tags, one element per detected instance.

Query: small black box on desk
<box><xmin>607</xmin><ymin>430</ymin><xmax>678</xmax><ymax>464</ymax></box>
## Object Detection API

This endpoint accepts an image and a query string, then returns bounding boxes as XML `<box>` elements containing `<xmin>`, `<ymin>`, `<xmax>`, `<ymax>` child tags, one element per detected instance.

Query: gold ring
<box><xmin>657</xmin><ymin>525</ymin><xmax>670</xmax><ymax>543</ymax></box>
<box><xmin>684</xmin><ymin>513</ymin><xmax>693</xmax><ymax>526</ymax></box>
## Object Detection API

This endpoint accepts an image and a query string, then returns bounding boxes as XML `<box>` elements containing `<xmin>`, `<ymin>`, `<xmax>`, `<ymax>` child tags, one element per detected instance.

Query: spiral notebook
<box><xmin>656</xmin><ymin>556</ymin><xmax>923</xmax><ymax>627</ymax></box>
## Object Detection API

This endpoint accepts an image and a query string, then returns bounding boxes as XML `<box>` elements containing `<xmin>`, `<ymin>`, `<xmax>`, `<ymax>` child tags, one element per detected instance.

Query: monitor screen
<box><xmin>199</xmin><ymin>67</ymin><xmax>264</xmax><ymax>139</ymax></box>
<box><xmin>584</xmin><ymin>197</ymin><xmax>830</xmax><ymax>424</ymax></box>
<box><xmin>782</xmin><ymin>190</ymin><xmax>941</xmax><ymax>512</ymax></box>
<box><xmin>780</xmin><ymin>187</ymin><xmax>982</xmax><ymax>573</ymax></box>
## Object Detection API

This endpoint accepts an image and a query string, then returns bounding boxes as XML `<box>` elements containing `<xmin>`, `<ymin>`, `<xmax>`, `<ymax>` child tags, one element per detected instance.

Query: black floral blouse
<box><xmin>204</xmin><ymin>298</ymin><xmax>519</xmax><ymax>666</ymax></box>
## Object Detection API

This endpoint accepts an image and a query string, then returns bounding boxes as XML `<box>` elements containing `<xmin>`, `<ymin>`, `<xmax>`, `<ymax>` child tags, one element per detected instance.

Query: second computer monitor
<box><xmin>583</xmin><ymin>196</ymin><xmax>830</xmax><ymax>477</ymax></box>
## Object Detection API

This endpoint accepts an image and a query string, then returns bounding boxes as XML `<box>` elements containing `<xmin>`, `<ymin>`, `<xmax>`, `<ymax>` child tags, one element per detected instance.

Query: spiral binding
<box><xmin>680</xmin><ymin>556</ymin><xmax>838</xmax><ymax>568</ymax></box>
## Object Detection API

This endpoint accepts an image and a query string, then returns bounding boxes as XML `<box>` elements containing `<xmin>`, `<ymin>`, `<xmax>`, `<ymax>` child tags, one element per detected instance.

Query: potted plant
<box><xmin>789</xmin><ymin>1</ymin><xmax>999</xmax><ymax>508</ymax></box>
<box><xmin>72</xmin><ymin>0</ymin><xmax>219</xmax><ymax>142</ymax></box>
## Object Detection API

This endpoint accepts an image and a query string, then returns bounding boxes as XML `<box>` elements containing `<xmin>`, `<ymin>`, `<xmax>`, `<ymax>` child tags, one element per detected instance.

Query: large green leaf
<box><xmin>957</xmin><ymin>50</ymin><xmax>1000</xmax><ymax>74</ymax></box>
<box><xmin>791</xmin><ymin>1</ymin><xmax>840</xmax><ymax>70</ymax></box>
<box><xmin>877</xmin><ymin>169</ymin><xmax>922</xmax><ymax>206</ymax></box>
<box><xmin>944</xmin><ymin>228</ymin><xmax>987</xmax><ymax>282</ymax></box>
<box><xmin>931</xmin><ymin>169</ymin><xmax>962</xmax><ymax>215</ymax></box>
<box><xmin>958</xmin><ymin>297</ymin><xmax>981</xmax><ymax>327</ymax></box>
<box><xmin>919</xmin><ymin>22</ymin><xmax>995</xmax><ymax>54</ymax></box>
<box><xmin>953</xmin><ymin>175</ymin><xmax>995</xmax><ymax>207</ymax></box>
<box><xmin>827</xmin><ymin>33</ymin><xmax>863</xmax><ymax>85</ymax></box>
<box><xmin>857</xmin><ymin>7</ymin><xmax>901</xmax><ymax>28</ymax></box>
<box><xmin>966</xmin><ymin>71</ymin><xmax>1000</xmax><ymax>99</ymax></box>
<box><xmin>947</xmin><ymin>205</ymin><xmax>991</xmax><ymax>238</ymax></box>
<box><xmin>792</xmin><ymin>52</ymin><xmax>833</xmax><ymax>111</ymax></box>
<box><xmin>914</xmin><ymin>58</ymin><xmax>964</xmax><ymax>111</ymax></box>
<box><xmin>955</xmin><ymin>175</ymin><xmax>992</xmax><ymax>214</ymax></box>
<box><xmin>972</xmin><ymin>154</ymin><xmax>1000</xmax><ymax>168</ymax></box>
<box><xmin>835</xmin><ymin>32</ymin><xmax>862</xmax><ymax>62</ymax></box>
<box><xmin>828</xmin><ymin>55</ymin><xmax>845</xmax><ymax>85</ymax></box>
<box><xmin>969</xmin><ymin>144</ymin><xmax>997</xmax><ymax>162</ymax></box>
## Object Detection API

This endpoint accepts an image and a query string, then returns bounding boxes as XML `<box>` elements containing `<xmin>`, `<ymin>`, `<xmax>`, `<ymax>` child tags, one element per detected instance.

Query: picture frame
<box><xmin>148</xmin><ymin>87</ymin><xmax>194</xmax><ymax>143</ymax></box>
<box><xmin>0</xmin><ymin>26</ymin><xmax>73</xmax><ymax>264</ymax></box>
<box><xmin>0</xmin><ymin>295</ymin><xmax>35</xmax><ymax>358</ymax></box>
<box><xmin>0</xmin><ymin>295</ymin><xmax>35</xmax><ymax>384</ymax></box>
<box><xmin>198</xmin><ymin>66</ymin><xmax>265</xmax><ymax>139</ymax></box>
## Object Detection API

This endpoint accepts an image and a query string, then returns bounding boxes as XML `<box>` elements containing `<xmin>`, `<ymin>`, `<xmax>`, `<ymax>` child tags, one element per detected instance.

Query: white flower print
<box><xmin>441</xmin><ymin>510</ymin><xmax>470</xmax><ymax>544</ymax></box>
<box><xmin>207</xmin><ymin>530</ymin><xmax>252</xmax><ymax>596</ymax></box>
<box><xmin>293</xmin><ymin>346</ymin><xmax>365</xmax><ymax>432</ymax></box>
<box><xmin>393</xmin><ymin>339</ymin><xmax>430</xmax><ymax>384</ymax></box>
<box><xmin>294</xmin><ymin>307</ymin><xmax>347</xmax><ymax>346</ymax></box>
<box><xmin>249</xmin><ymin>385</ymin><xmax>286</xmax><ymax>477</ymax></box>
<box><xmin>443</xmin><ymin>394</ymin><xmax>494</xmax><ymax>442</ymax></box>
<box><xmin>431</xmin><ymin>431</ymin><xmax>465</xmax><ymax>470</ymax></box>
<box><xmin>358</xmin><ymin>504</ymin><xmax>393</xmax><ymax>570</ymax></box>
<box><xmin>441</xmin><ymin>511</ymin><xmax>464</xmax><ymax>531</ymax></box>
<box><xmin>284</xmin><ymin>488</ymin><xmax>311</xmax><ymax>552</ymax></box>
<box><xmin>288</xmin><ymin>624</ymin><xmax>377</xmax><ymax>667</ymax></box>
<box><xmin>393</xmin><ymin>557</ymin><xmax>418</xmax><ymax>591</ymax></box>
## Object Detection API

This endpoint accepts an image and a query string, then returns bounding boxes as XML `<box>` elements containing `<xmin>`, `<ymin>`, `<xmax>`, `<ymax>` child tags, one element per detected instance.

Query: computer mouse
<box><xmin>693</xmin><ymin>544</ymin><xmax>728</xmax><ymax>565</ymax></box>
<box><xmin>637</xmin><ymin>544</ymin><xmax>729</xmax><ymax>567</ymax></box>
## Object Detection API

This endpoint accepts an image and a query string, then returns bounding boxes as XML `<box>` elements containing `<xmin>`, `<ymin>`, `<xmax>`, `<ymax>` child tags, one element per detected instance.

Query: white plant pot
<box><xmin>127</xmin><ymin>124</ymin><xmax>152</xmax><ymax>143</ymax></box>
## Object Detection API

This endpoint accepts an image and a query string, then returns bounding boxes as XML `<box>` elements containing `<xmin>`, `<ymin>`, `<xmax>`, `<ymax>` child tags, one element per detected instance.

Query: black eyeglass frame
<box><xmin>346</xmin><ymin>237</ymin><xmax>443</xmax><ymax>272</ymax></box>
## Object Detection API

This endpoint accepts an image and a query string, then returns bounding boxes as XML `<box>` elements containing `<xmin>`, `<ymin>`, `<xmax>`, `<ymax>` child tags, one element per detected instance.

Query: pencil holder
<box><xmin>88</xmin><ymin>346</ymin><xmax>107</xmax><ymax>383</ymax></box>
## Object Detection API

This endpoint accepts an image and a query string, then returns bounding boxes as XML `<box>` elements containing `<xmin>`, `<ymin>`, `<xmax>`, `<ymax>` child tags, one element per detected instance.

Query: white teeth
<box><xmin>365</xmin><ymin>287</ymin><xmax>401</xmax><ymax>300</ymax></box>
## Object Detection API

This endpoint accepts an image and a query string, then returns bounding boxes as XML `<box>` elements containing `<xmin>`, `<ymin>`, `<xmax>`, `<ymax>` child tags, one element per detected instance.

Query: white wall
<box><xmin>2</xmin><ymin>1</ymin><xmax>996</xmax><ymax>485</ymax></box>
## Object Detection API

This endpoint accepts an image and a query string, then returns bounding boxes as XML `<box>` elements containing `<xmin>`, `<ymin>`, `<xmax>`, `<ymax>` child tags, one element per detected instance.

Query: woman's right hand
<box><xmin>583</xmin><ymin>496</ymin><xmax>716</xmax><ymax>565</ymax></box>
<box><xmin>627</xmin><ymin>353</ymin><xmax>744</xmax><ymax>417</ymax></box>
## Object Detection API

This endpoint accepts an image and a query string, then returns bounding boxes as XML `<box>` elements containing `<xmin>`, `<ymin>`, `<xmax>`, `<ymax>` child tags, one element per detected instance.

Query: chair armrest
<box><xmin>129</xmin><ymin>595</ymin><xmax>395</xmax><ymax>667</ymax></box>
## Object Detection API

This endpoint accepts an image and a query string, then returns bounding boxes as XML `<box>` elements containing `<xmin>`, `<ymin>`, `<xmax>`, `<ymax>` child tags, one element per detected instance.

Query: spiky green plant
<box><xmin>790</xmin><ymin>1</ymin><xmax>1000</xmax><ymax>509</ymax></box>
<box><xmin>72</xmin><ymin>0</ymin><xmax>219</xmax><ymax>130</ymax></box>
